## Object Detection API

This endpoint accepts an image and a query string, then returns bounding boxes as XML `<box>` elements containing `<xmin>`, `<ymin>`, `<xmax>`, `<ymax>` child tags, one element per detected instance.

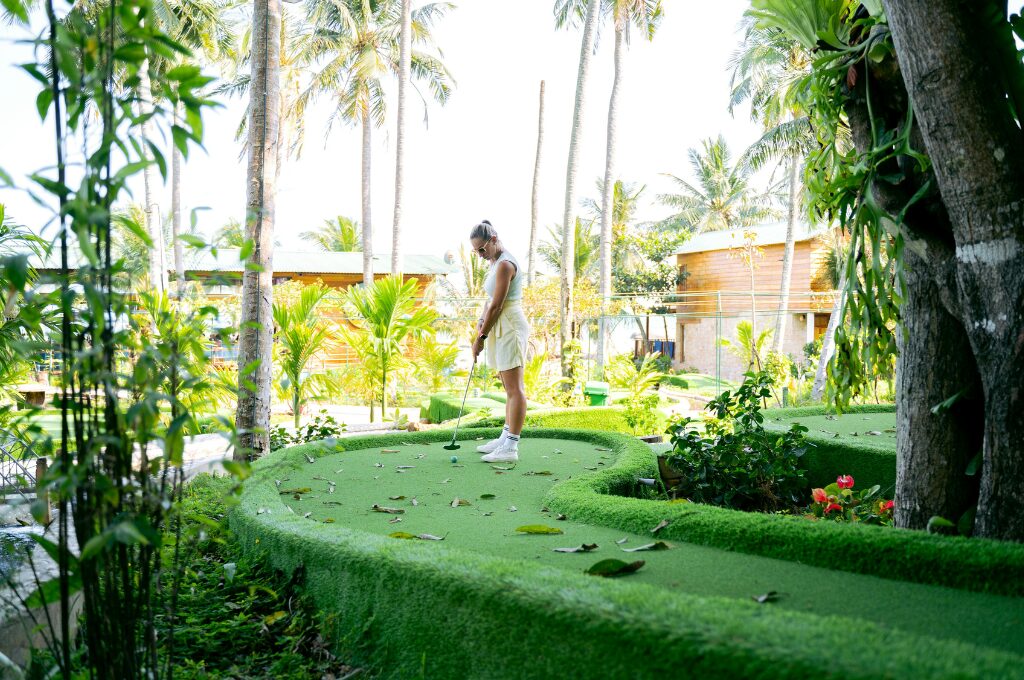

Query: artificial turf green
<box><xmin>270</xmin><ymin>436</ymin><xmax>1024</xmax><ymax>657</ymax></box>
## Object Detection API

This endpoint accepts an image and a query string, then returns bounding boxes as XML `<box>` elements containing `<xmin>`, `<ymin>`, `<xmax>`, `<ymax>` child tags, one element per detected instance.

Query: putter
<box><xmin>444</xmin><ymin>359</ymin><xmax>476</xmax><ymax>451</ymax></box>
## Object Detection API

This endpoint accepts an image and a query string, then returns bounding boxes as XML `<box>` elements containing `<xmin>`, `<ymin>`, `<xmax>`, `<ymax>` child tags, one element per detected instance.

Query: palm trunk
<box><xmin>235</xmin><ymin>0</ymin><xmax>281</xmax><ymax>460</ymax></box>
<box><xmin>391</xmin><ymin>0</ymin><xmax>411</xmax><ymax>277</ymax></box>
<box><xmin>811</xmin><ymin>280</ymin><xmax>843</xmax><ymax>401</ymax></box>
<box><xmin>138</xmin><ymin>61</ymin><xmax>164</xmax><ymax>294</ymax></box>
<box><xmin>560</xmin><ymin>0</ymin><xmax>600</xmax><ymax>374</ymax></box>
<box><xmin>293</xmin><ymin>388</ymin><xmax>301</xmax><ymax>430</ymax></box>
<box><xmin>772</xmin><ymin>148</ymin><xmax>800</xmax><ymax>353</ymax></box>
<box><xmin>171</xmin><ymin>101</ymin><xmax>186</xmax><ymax>301</ymax></box>
<box><xmin>748</xmin><ymin>260</ymin><xmax>756</xmax><ymax>370</ymax></box>
<box><xmin>528</xmin><ymin>80</ymin><xmax>545</xmax><ymax>286</ymax></box>
<box><xmin>380</xmin><ymin>367</ymin><xmax>387</xmax><ymax>423</ymax></box>
<box><xmin>362</xmin><ymin>115</ymin><xmax>373</xmax><ymax>287</ymax></box>
<box><xmin>596</xmin><ymin>25</ymin><xmax>625</xmax><ymax>375</ymax></box>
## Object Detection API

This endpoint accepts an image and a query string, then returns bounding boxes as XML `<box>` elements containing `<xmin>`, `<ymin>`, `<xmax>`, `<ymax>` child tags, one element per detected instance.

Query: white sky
<box><xmin>0</xmin><ymin>0</ymin><xmax>765</xmax><ymax>270</ymax></box>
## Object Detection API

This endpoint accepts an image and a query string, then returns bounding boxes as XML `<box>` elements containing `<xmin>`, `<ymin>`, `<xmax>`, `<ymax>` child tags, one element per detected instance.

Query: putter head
<box><xmin>443</xmin><ymin>443</ymin><xmax>460</xmax><ymax>451</ymax></box>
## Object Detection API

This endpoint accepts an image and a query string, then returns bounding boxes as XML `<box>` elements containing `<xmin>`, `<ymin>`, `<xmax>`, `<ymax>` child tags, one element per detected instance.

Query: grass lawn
<box><xmin>767</xmin><ymin>411</ymin><xmax>897</xmax><ymax>449</ymax></box>
<box><xmin>275</xmin><ymin>436</ymin><xmax>1024</xmax><ymax>657</ymax></box>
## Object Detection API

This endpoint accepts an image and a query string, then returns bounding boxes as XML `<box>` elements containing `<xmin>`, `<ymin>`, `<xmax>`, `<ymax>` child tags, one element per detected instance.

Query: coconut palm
<box><xmin>298</xmin><ymin>0</ymin><xmax>453</xmax><ymax>287</ymax></box>
<box><xmin>659</xmin><ymin>135</ymin><xmax>779</xmax><ymax>233</ymax></box>
<box><xmin>528</xmin><ymin>80</ymin><xmax>546</xmax><ymax>286</ymax></box>
<box><xmin>214</xmin><ymin>218</ymin><xmax>246</xmax><ymax>248</ymax></box>
<box><xmin>721</xmin><ymin>320</ymin><xmax>773</xmax><ymax>371</ymax></box>
<box><xmin>273</xmin><ymin>282</ymin><xmax>340</xmax><ymax>428</ymax></box>
<box><xmin>300</xmin><ymin>215</ymin><xmax>361</xmax><ymax>251</ymax></box>
<box><xmin>538</xmin><ymin>218</ymin><xmax>599</xmax><ymax>280</ymax></box>
<box><xmin>555</xmin><ymin>0</ymin><xmax>601</xmax><ymax>376</ymax></box>
<box><xmin>459</xmin><ymin>244</ymin><xmax>487</xmax><ymax>299</ymax></box>
<box><xmin>583</xmin><ymin>178</ymin><xmax>645</xmax><ymax>272</ymax></box>
<box><xmin>391</xmin><ymin>0</ymin><xmax>411</xmax><ymax>276</ymax></box>
<box><xmin>730</xmin><ymin>15</ymin><xmax>814</xmax><ymax>352</ymax></box>
<box><xmin>235</xmin><ymin>0</ymin><xmax>282</xmax><ymax>459</ymax></box>
<box><xmin>594</xmin><ymin>0</ymin><xmax>662</xmax><ymax>373</ymax></box>
<box><xmin>411</xmin><ymin>334</ymin><xmax>459</xmax><ymax>392</ymax></box>
<box><xmin>340</xmin><ymin>275</ymin><xmax>435</xmax><ymax>419</ymax></box>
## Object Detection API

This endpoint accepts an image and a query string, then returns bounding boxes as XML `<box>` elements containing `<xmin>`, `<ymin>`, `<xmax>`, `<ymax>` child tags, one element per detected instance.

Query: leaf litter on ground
<box><xmin>553</xmin><ymin>543</ymin><xmax>598</xmax><ymax>553</ymax></box>
<box><xmin>585</xmin><ymin>559</ymin><xmax>644</xmax><ymax>577</ymax></box>
<box><xmin>371</xmin><ymin>504</ymin><xmax>405</xmax><ymax>514</ymax></box>
<box><xmin>621</xmin><ymin>541</ymin><xmax>671</xmax><ymax>552</ymax></box>
<box><xmin>651</xmin><ymin>519</ymin><xmax>670</xmax><ymax>534</ymax></box>
<box><xmin>515</xmin><ymin>525</ymin><xmax>563</xmax><ymax>535</ymax></box>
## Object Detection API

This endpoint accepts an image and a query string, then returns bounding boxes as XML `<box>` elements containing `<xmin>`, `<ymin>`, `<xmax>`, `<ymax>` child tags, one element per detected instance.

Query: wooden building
<box><xmin>672</xmin><ymin>224</ymin><xmax>838</xmax><ymax>380</ymax></box>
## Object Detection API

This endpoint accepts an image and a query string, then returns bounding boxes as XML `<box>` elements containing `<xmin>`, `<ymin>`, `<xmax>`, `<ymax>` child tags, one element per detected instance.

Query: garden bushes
<box><xmin>423</xmin><ymin>394</ymin><xmax>504</xmax><ymax>423</ymax></box>
<box><xmin>467</xmin><ymin>406</ymin><xmax>654</xmax><ymax>434</ymax></box>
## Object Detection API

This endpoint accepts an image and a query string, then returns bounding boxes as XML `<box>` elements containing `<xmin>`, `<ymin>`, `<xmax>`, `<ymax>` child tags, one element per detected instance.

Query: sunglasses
<box><xmin>475</xmin><ymin>245</ymin><xmax>487</xmax><ymax>255</ymax></box>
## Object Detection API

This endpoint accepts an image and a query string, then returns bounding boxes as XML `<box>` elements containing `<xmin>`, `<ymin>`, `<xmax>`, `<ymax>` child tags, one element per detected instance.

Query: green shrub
<box><xmin>667</xmin><ymin>372</ymin><xmax>808</xmax><ymax>511</ymax></box>
<box><xmin>468</xmin><ymin>405</ymin><xmax>665</xmax><ymax>435</ymax></box>
<box><xmin>623</xmin><ymin>393</ymin><xmax>661</xmax><ymax>436</ymax></box>
<box><xmin>660</xmin><ymin>375</ymin><xmax>689</xmax><ymax>389</ymax></box>
<box><xmin>426</xmin><ymin>394</ymin><xmax>504</xmax><ymax>423</ymax></box>
<box><xmin>269</xmin><ymin>410</ymin><xmax>347</xmax><ymax>451</ymax></box>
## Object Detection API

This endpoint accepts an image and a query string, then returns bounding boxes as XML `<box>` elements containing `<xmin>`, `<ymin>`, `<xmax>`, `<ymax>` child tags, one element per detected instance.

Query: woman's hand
<box><xmin>472</xmin><ymin>335</ymin><xmax>485</xmax><ymax>359</ymax></box>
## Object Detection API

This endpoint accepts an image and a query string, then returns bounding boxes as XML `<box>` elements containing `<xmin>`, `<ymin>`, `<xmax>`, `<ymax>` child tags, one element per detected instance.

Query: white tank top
<box><xmin>483</xmin><ymin>251</ymin><xmax>523</xmax><ymax>302</ymax></box>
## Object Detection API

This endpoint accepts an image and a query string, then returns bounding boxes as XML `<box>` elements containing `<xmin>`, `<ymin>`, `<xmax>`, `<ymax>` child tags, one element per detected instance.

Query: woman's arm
<box><xmin>472</xmin><ymin>261</ymin><xmax>514</xmax><ymax>357</ymax></box>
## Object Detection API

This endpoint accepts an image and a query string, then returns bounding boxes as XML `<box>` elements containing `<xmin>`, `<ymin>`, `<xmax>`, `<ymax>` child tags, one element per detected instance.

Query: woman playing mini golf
<box><xmin>470</xmin><ymin>220</ymin><xmax>530</xmax><ymax>462</ymax></box>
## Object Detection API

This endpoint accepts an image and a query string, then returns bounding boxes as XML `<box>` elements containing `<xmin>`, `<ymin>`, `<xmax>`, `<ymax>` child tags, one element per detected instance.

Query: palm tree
<box><xmin>528</xmin><ymin>80</ymin><xmax>546</xmax><ymax>286</ymax></box>
<box><xmin>721</xmin><ymin>320</ymin><xmax>773</xmax><ymax>369</ymax></box>
<box><xmin>538</xmin><ymin>218</ymin><xmax>599</xmax><ymax>281</ymax></box>
<box><xmin>300</xmin><ymin>215</ymin><xmax>361</xmax><ymax>251</ymax></box>
<box><xmin>273</xmin><ymin>282</ymin><xmax>340</xmax><ymax>428</ymax></box>
<box><xmin>555</xmin><ymin>0</ymin><xmax>601</xmax><ymax>375</ymax></box>
<box><xmin>459</xmin><ymin>244</ymin><xmax>487</xmax><ymax>299</ymax></box>
<box><xmin>299</xmin><ymin>0</ymin><xmax>453</xmax><ymax>287</ymax></box>
<box><xmin>595</xmin><ymin>0</ymin><xmax>663</xmax><ymax>374</ymax></box>
<box><xmin>214</xmin><ymin>218</ymin><xmax>246</xmax><ymax>248</ymax></box>
<box><xmin>583</xmin><ymin>178</ymin><xmax>645</xmax><ymax>270</ymax></box>
<box><xmin>391</xmin><ymin>0</ymin><xmax>411</xmax><ymax>276</ymax></box>
<box><xmin>658</xmin><ymin>135</ymin><xmax>779</xmax><ymax>233</ymax></box>
<box><xmin>340</xmin><ymin>275</ymin><xmax>435</xmax><ymax>419</ymax></box>
<box><xmin>412</xmin><ymin>334</ymin><xmax>459</xmax><ymax>391</ymax></box>
<box><xmin>235</xmin><ymin>0</ymin><xmax>282</xmax><ymax>460</ymax></box>
<box><xmin>730</xmin><ymin>15</ymin><xmax>814</xmax><ymax>352</ymax></box>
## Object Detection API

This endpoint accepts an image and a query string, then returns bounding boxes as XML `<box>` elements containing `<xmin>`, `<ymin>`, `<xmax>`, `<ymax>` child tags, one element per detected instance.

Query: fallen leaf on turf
<box><xmin>621</xmin><ymin>541</ymin><xmax>671</xmax><ymax>552</ymax></box>
<box><xmin>389</xmin><ymin>531</ymin><xmax>417</xmax><ymax>539</ymax></box>
<box><xmin>615</xmin><ymin>537</ymin><xmax>628</xmax><ymax>545</ymax></box>
<box><xmin>515</xmin><ymin>525</ymin><xmax>563</xmax><ymax>535</ymax></box>
<box><xmin>397</xmin><ymin>465</ymin><xmax>415</xmax><ymax>469</ymax></box>
<box><xmin>865</xmin><ymin>430</ymin><xmax>882</xmax><ymax>436</ymax></box>
<box><xmin>304</xmin><ymin>454</ymin><xmax>315</xmax><ymax>464</ymax></box>
<box><xmin>275</xmin><ymin>479</ymin><xmax>282</xmax><ymax>488</ymax></box>
<box><xmin>595</xmin><ymin>447</ymin><xmax>612</xmax><ymax>452</ymax></box>
<box><xmin>323</xmin><ymin>518</ymin><xmax>335</xmax><ymax>523</ymax></box>
<box><xmin>411</xmin><ymin>498</ymin><xmax>419</xmax><ymax>506</ymax></box>
<box><xmin>265</xmin><ymin>611</ymin><xmax>288</xmax><ymax>625</ymax></box>
<box><xmin>372</xmin><ymin>504</ymin><xmax>405</xmax><ymax>514</ymax></box>
<box><xmin>553</xmin><ymin>449</ymin><xmax>563</xmax><ymax>454</ymax></box>
<box><xmin>824</xmin><ymin>415</ymin><xmax>837</xmax><ymax>421</ymax></box>
<box><xmin>279</xmin><ymin>487</ymin><xmax>312</xmax><ymax>495</ymax></box>
<box><xmin>553</xmin><ymin>543</ymin><xmax>597</xmax><ymax>553</ymax></box>
<box><xmin>556</xmin><ymin>513</ymin><xmax>567</xmax><ymax>520</ymax></box>
<box><xmin>388</xmin><ymin>517</ymin><xmax>402</xmax><ymax>524</ymax></box>
<box><xmin>389</xmin><ymin>495</ymin><xmax>406</xmax><ymax>500</ymax></box>
<box><xmin>312</xmin><ymin>475</ymin><xmax>330</xmax><ymax>481</ymax></box>
<box><xmin>334</xmin><ymin>468</ymin><xmax>344</xmax><ymax>474</ymax></box>
<box><xmin>585</xmin><ymin>559</ymin><xmax>644</xmax><ymax>577</ymax></box>
<box><xmin>508</xmin><ymin>506</ymin><xmax>518</xmax><ymax>512</ymax></box>
<box><xmin>491</xmin><ymin>464</ymin><xmax>516</xmax><ymax>471</ymax></box>
<box><xmin>381</xmin><ymin>449</ymin><xmax>399</xmax><ymax>453</ymax></box>
<box><xmin>523</xmin><ymin>470</ymin><xmax>553</xmax><ymax>476</ymax></box>
<box><xmin>302</xmin><ymin>512</ymin><xmax>312</xmax><ymax>519</ymax></box>
<box><xmin>584</xmin><ymin>466</ymin><xmax>598</xmax><ymax>471</ymax></box>
<box><xmin>479</xmin><ymin>493</ymin><xmax>496</xmax><ymax>500</ymax></box>
<box><xmin>483</xmin><ymin>512</ymin><xmax>494</xmax><ymax>516</ymax></box>
<box><xmin>374</xmin><ymin>463</ymin><xmax>384</xmax><ymax>468</ymax></box>
<box><xmin>293</xmin><ymin>494</ymin><xmax>301</xmax><ymax>500</ymax></box>
<box><xmin>752</xmin><ymin>591</ymin><xmax>781</xmax><ymax>604</ymax></box>
<box><xmin>451</xmin><ymin>497</ymin><xmax>471</xmax><ymax>507</ymax></box>
<box><xmin>285</xmin><ymin>505</ymin><xmax>295</xmax><ymax>514</ymax></box>
<box><xmin>440</xmin><ymin>478</ymin><xmax>451</xmax><ymax>484</ymax></box>
<box><xmin>418</xmin><ymin>534</ymin><xmax>445</xmax><ymax>541</ymax></box>
<box><xmin>651</xmin><ymin>519</ymin><xmax>670</xmax><ymax>534</ymax></box>
<box><xmin>322</xmin><ymin>501</ymin><xmax>343</xmax><ymax>506</ymax></box>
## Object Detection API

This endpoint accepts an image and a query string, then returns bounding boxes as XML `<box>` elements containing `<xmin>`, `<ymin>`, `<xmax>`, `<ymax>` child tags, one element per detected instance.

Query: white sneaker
<box><xmin>480</xmin><ymin>443</ymin><xmax>519</xmax><ymax>463</ymax></box>
<box><xmin>476</xmin><ymin>432</ymin><xmax>507</xmax><ymax>453</ymax></box>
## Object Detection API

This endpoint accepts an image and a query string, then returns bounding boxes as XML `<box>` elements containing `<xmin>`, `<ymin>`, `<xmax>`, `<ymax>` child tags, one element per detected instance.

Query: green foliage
<box><xmin>538</xmin><ymin>217</ymin><xmax>599</xmax><ymax>279</ymax></box>
<box><xmin>622</xmin><ymin>393</ymin><xmax>660</xmax><ymax>436</ymax></box>
<box><xmin>719</xmin><ymin>319</ymin><xmax>772</xmax><ymax>368</ymax></box>
<box><xmin>809</xmin><ymin>477</ymin><xmax>894</xmax><ymax>526</ymax></box>
<box><xmin>555</xmin><ymin>339</ymin><xmax>585</xmax><ymax>407</ymax></box>
<box><xmin>605</xmin><ymin>352</ymin><xmax>665</xmax><ymax>398</ymax></box>
<box><xmin>660</xmin><ymin>375</ymin><xmax>689</xmax><ymax>389</ymax></box>
<box><xmin>667</xmin><ymin>372</ymin><xmax>808</xmax><ymax>511</ymax></box>
<box><xmin>426</xmin><ymin>394</ymin><xmax>503</xmax><ymax>424</ymax></box>
<box><xmin>410</xmin><ymin>334</ymin><xmax>459</xmax><ymax>392</ymax></box>
<box><xmin>269</xmin><ymin>410</ymin><xmax>347</xmax><ymax>452</ymax></box>
<box><xmin>299</xmin><ymin>215</ymin><xmax>360</xmax><ymax>252</ymax></box>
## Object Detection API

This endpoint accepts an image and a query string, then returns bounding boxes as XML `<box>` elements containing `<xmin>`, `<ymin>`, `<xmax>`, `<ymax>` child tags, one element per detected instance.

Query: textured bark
<box><xmin>362</xmin><ymin>116</ymin><xmax>373</xmax><ymax>287</ymax></box>
<box><xmin>235</xmin><ymin>0</ymin><xmax>281</xmax><ymax>460</ymax></box>
<box><xmin>811</xmin><ymin>281</ymin><xmax>843</xmax><ymax>402</ymax></box>
<box><xmin>772</xmin><ymin>148</ymin><xmax>800</xmax><ymax>353</ymax></box>
<box><xmin>884</xmin><ymin>0</ymin><xmax>1024</xmax><ymax>541</ymax></box>
<box><xmin>596</xmin><ymin>25</ymin><xmax>624</xmax><ymax>375</ymax></box>
<box><xmin>560</xmin><ymin>0</ymin><xmax>600</xmax><ymax>373</ymax></box>
<box><xmin>138</xmin><ymin>61</ymin><xmax>165</xmax><ymax>294</ymax></box>
<box><xmin>528</xmin><ymin>80</ymin><xmax>545</xmax><ymax>286</ymax></box>
<box><xmin>391</xmin><ymin>0</ymin><xmax>411</xmax><ymax>276</ymax></box>
<box><xmin>171</xmin><ymin>101</ymin><xmax>185</xmax><ymax>300</ymax></box>
<box><xmin>895</xmin><ymin>247</ymin><xmax>981</xmax><ymax>529</ymax></box>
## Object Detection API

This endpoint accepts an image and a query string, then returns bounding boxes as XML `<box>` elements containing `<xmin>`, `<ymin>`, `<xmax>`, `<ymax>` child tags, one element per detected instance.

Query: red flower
<box><xmin>881</xmin><ymin>500</ymin><xmax>894</xmax><ymax>512</ymax></box>
<box><xmin>824</xmin><ymin>503</ymin><xmax>843</xmax><ymax>514</ymax></box>
<box><xmin>836</xmin><ymin>475</ymin><xmax>855</xmax><ymax>489</ymax></box>
<box><xmin>811</xmin><ymin>488</ymin><xmax>828</xmax><ymax>503</ymax></box>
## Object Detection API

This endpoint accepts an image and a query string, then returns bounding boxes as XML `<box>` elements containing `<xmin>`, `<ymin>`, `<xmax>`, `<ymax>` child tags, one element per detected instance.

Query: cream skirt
<box><xmin>486</xmin><ymin>300</ymin><xmax>530</xmax><ymax>372</ymax></box>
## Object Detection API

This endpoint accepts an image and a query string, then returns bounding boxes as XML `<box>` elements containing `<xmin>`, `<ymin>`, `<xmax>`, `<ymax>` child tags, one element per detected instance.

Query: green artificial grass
<box><xmin>762</xmin><ymin>407</ymin><xmax>897</xmax><ymax>491</ymax></box>
<box><xmin>232</xmin><ymin>430</ymin><xmax>1024</xmax><ymax>678</ymax></box>
<box><xmin>425</xmin><ymin>394</ymin><xmax>504</xmax><ymax>423</ymax></box>
<box><xmin>468</xmin><ymin>405</ymin><xmax>665</xmax><ymax>435</ymax></box>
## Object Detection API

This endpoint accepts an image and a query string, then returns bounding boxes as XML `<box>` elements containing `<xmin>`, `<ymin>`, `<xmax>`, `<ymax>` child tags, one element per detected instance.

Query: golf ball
<box><xmin>450</xmin><ymin>455</ymin><xmax>458</xmax><ymax>463</ymax></box>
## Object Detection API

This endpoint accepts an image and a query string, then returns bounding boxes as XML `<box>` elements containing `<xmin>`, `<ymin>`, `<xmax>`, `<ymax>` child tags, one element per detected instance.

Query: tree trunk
<box><xmin>293</xmin><ymin>389</ymin><xmax>301</xmax><ymax>430</ymax></box>
<box><xmin>748</xmin><ymin>259</ymin><xmax>756</xmax><ymax>370</ymax></box>
<box><xmin>811</xmin><ymin>280</ymin><xmax>843</xmax><ymax>401</ymax></box>
<box><xmin>895</xmin><ymin>247</ymin><xmax>981</xmax><ymax>529</ymax></box>
<box><xmin>138</xmin><ymin>60</ymin><xmax>165</xmax><ymax>294</ymax></box>
<box><xmin>883</xmin><ymin>0</ymin><xmax>1024</xmax><ymax>541</ymax></box>
<box><xmin>596</xmin><ymin>24</ymin><xmax>624</xmax><ymax>376</ymax></box>
<box><xmin>362</xmin><ymin>115</ymin><xmax>373</xmax><ymax>287</ymax></box>
<box><xmin>381</xmin><ymin>367</ymin><xmax>388</xmax><ymax>424</ymax></box>
<box><xmin>235</xmin><ymin>0</ymin><xmax>281</xmax><ymax>461</ymax></box>
<box><xmin>391</xmin><ymin>0</ymin><xmax>411</xmax><ymax>277</ymax></box>
<box><xmin>528</xmin><ymin>80</ymin><xmax>545</xmax><ymax>286</ymax></box>
<box><xmin>560</xmin><ymin>0</ymin><xmax>600</xmax><ymax>375</ymax></box>
<box><xmin>772</xmin><ymin>148</ymin><xmax>800</xmax><ymax>353</ymax></box>
<box><xmin>171</xmin><ymin>101</ymin><xmax>186</xmax><ymax>301</ymax></box>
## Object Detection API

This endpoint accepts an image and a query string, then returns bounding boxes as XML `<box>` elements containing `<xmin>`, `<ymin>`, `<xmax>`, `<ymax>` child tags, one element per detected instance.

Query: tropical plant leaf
<box><xmin>515</xmin><ymin>525</ymin><xmax>563</xmax><ymax>535</ymax></box>
<box><xmin>585</xmin><ymin>559</ymin><xmax>645</xmax><ymax>577</ymax></box>
<box><xmin>553</xmin><ymin>543</ymin><xmax>598</xmax><ymax>553</ymax></box>
<box><xmin>621</xmin><ymin>541</ymin><xmax>671</xmax><ymax>552</ymax></box>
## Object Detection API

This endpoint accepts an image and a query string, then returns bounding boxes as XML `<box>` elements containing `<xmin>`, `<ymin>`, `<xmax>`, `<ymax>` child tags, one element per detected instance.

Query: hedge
<box><xmin>466</xmin><ymin>405</ymin><xmax>663</xmax><ymax>435</ymax></box>
<box><xmin>230</xmin><ymin>430</ymin><xmax>1024</xmax><ymax>679</ymax></box>
<box><xmin>423</xmin><ymin>394</ymin><xmax>504</xmax><ymax>423</ymax></box>
<box><xmin>659</xmin><ymin>375</ymin><xmax>689</xmax><ymax>389</ymax></box>
<box><xmin>763</xmin><ymin>403</ymin><xmax>896</xmax><ymax>419</ymax></box>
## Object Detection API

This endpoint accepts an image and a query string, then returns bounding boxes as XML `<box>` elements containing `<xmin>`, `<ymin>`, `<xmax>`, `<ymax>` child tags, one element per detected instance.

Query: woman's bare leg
<box><xmin>500</xmin><ymin>366</ymin><xmax>527</xmax><ymax>435</ymax></box>
<box><xmin>498</xmin><ymin>369</ymin><xmax>511</xmax><ymax>429</ymax></box>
